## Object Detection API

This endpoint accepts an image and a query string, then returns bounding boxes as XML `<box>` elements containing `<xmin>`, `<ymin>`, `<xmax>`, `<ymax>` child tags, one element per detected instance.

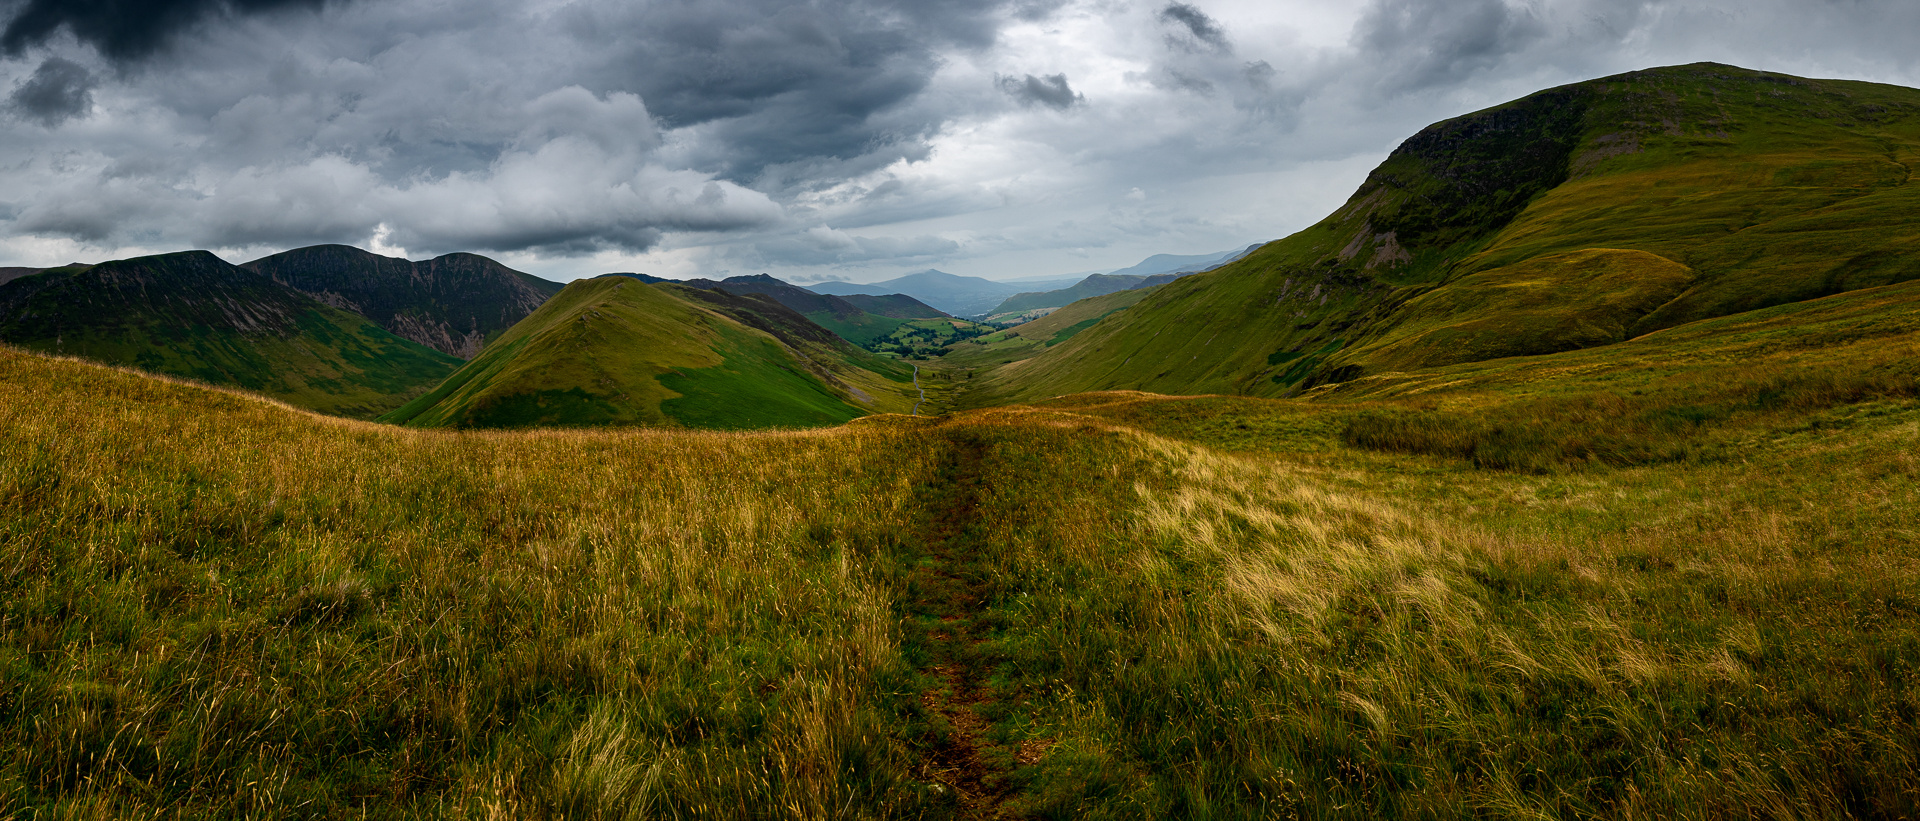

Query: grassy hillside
<box><xmin>987</xmin><ymin>273</ymin><xmax>1155</xmax><ymax>315</ymax></box>
<box><xmin>381</xmin><ymin>277</ymin><xmax>913</xmax><ymax>429</ymax></box>
<box><xmin>3</xmin><ymin>270</ymin><xmax>1917</xmax><ymax>817</ymax></box>
<box><xmin>866</xmin><ymin>317</ymin><xmax>996</xmax><ymax>359</ymax></box>
<box><xmin>676</xmin><ymin>274</ymin><xmax>949</xmax><ymax>349</ymax></box>
<box><xmin>840</xmin><ymin>293</ymin><xmax>948</xmax><ymax>320</ymax></box>
<box><xmin>0</xmin><ymin>252</ymin><xmax>459</xmax><ymax>417</ymax></box>
<box><xmin>244</xmin><ymin>245</ymin><xmax>564</xmax><ymax>359</ymax></box>
<box><xmin>945</xmin><ymin>286</ymin><xmax>1156</xmax><ymax>387</ymax></box>
<box><xmin>986</xmin><ymin>63</ymin><xmax>1920</xmax><ymax>401</ymax></box>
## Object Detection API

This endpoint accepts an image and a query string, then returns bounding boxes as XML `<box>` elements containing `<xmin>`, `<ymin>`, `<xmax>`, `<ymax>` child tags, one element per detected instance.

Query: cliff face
<box><xmin>243</xmin><ymin>245</ymin><xmax>564</xmax><ymax>359</ymax></box>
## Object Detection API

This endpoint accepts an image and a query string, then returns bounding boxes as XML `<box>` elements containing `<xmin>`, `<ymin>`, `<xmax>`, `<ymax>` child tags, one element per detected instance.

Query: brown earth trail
<box><xmin>907</xmin><ymin>432</ymin><xmax>1014</xmax><ymax>819</ymax></box>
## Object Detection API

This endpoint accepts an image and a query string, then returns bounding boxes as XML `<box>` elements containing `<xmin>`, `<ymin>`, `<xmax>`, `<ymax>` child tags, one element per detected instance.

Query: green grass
<box><xmin>866</xmin><ymin>317</ymin><xmax>995</xmax><ymax>359</ymax></box>
<box><xmin>941</xmin><ymin>286</ymin><xmax>1153</xmax><ymax>383</ymax></box>
<box><xmin>983</xmin><ymin>63</ymin><xmax>1920</xmax><ymax>403</ymax></box>
<box><xmin>5</xmin><ymin>292</ymin><xmax>1920</xmax><ymax>816</ymax></box>
<box><xmin>383</xmin><ymin>278</ymin><xmax>913</xmax><ymax>429</ymax></box>
<box><xmin>0</xmin><ymin>251</ymin><xmax>460</xmax><ymax>417</ymax></box>
<box><xmin>659</xmin><ymin>325</ymin><xmax>869</xmax><ymax>430</ymax></box>
<box><xmin>803</xmin><ymin>309</ymin><xmax>907</xmax><ymax>347</ymax></box>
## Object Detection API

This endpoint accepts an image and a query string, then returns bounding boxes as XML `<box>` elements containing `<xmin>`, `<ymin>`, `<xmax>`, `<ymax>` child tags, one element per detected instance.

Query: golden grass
<box><xmin>4</xmin><ymin>343</ymin><xmax>1918</xmax><ymax>818</ymax></box>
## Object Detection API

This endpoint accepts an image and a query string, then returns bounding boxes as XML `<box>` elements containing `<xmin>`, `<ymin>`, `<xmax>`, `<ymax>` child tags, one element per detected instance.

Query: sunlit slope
<box><xmin>0</xmin><ymin>251</ymin><xmax>459</xmax><ymax>417</ymax></box>
<box><xmin>382</xmin><ymin>277</ymin><xmax>912</xmax><ymax>429</ymax></box>
<box><xmin>943</xmin><ymin>286</ymin><xmax>1155</xmax><ymax>375</ymax></box>
<box><xmin>989</xmin><ymin>63</ymin><xmax>1920</xmax><ymax>401</ymax></box>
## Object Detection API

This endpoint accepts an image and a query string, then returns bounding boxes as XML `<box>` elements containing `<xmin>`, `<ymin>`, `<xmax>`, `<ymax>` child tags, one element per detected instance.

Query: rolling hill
<box><xmin>983</xmin><ymin>62</ymin><xmax>1920</xmax><ymax>401</ymax></box>
<box><xmin>986</xmin><ymin>245</ymin><xmax>1263</xmax><ymax>315</ymax></box>
<box><xmin>677</xmin><ymin>273</ymin><xmax>946</xmax><ymax>348</ymax></box>
<box><xmin>945</xmin><ymin>286</ymin><xmax>1158</xmax><ymax>375</ymax></box>
<box><xmin>0</xmin><ymin>251</ymin><xmax>459</xmax><ymax>416</ymax></box>
<box><xmin>989</xmin><ymin>272</ymin><xmax>1172</xmax><ymax>316</ymax></box>
<box><xmin>380</xmin><ymin>276</ymin><xmax>914</xmax><ymax>429</ymax></box>
<box><xmin>242</xmin><ymin>244</ymin><xmax>565</xmax><ymax>359</ymax></box>
<box><xmin>838</xmin><ymin>293</ymin><xmax>947</xmax><ymax>319</ymax></box>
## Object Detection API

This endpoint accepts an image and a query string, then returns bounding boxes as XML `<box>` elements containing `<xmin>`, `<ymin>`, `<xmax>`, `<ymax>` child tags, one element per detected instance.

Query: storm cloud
<box><xmin>1159</xmin><ymin>2</ymin><xmax>1229</xmax><ymax>53</ymax></box>
<box><xmin>998</xmin><ymin>73</ymin><xmax>1085</xmax><ymax>110</ymax></box>
<box><xmin>1</xmin><ymin>0</ymin><xmax>333</xmax><ymax>62</ymax></box>
<box><xmin>6</xmin><ymin>55</ymin><xmax>91</xmax><ymax>125</ymax></box>
<box><xmin>0</xmin><ymin>0</ymin><xmax>1918</xmax><ymax>282</ymax></box>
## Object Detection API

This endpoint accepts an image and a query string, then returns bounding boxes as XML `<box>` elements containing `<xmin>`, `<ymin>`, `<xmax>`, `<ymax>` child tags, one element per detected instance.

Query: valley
<box><xmin>3</xmin><ymin>61</ymin><xmax>1918</xmax><ymax>818</ymax></box>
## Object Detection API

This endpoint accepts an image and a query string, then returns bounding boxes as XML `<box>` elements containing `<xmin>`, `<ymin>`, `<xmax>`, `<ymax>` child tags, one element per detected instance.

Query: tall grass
<box><xmin>928</xmin><ymin>403</ymin><xmax>1920</xmax><ymax>818</ymax></box>
<box><xmin>0</xmin><ymin>347</ymin><xmax>945</xmax><ymax>818</ymax></box>
<box><xmin>1342</xmin><ymin>354</ymin><xmax>1920</xmax><ymax>472</ymax></box>
<box><xmin>5</xmin><ymin>344</ymin><xmax>1919</xmax><ymax>818</ymax></box>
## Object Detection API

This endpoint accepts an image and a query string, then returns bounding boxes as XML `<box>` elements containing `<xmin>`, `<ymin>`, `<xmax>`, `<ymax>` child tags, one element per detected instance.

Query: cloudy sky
<box><xmin>2</xmin><ymin>0</ymin><xmax>1917</xmax><ymax>283</ymax></box>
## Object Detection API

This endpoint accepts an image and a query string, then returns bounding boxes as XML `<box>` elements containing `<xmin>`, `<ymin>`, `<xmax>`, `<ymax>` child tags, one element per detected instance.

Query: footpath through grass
<box><xmin>3</xmin><ymin>344</ymin><xmax>1919</xmax><ymax>818</ymax></box>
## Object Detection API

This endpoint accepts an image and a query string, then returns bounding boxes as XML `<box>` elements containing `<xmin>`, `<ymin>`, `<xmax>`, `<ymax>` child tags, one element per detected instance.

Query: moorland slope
<box><xmin>0</xmin><ymin>251</ymin><xmax>458</xmax><ymax>416</ymax></box>
<box><xmin>679</xmin><ymin>274</ymin><xmax>947</xmax><ymax>348</ymax></box>
<box><xmin>381</xmin><ymin>276</ymin><xmax>914</xmax><ymax>429</ymax></box>
<box><xmin>983</xmin><ymin>62</ymin><xmax>1920</xmax><ymax>402</ymax></box>
<box><xmin>3</xmin><ymin>262</ymin><xmax>1916</xmax><ymax>815</ymax></box>
<box><xmin>243</xmin><ymin>245</ymin><xmax>564</xmax><ymax>359</ymax></box>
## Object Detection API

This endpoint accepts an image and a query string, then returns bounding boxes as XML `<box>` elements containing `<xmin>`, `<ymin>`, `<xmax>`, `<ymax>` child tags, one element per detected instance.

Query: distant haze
<box><xmin>2</xmin><ymin>0</ymin><xmax>1918</xmax><ymax>283</ymax></box>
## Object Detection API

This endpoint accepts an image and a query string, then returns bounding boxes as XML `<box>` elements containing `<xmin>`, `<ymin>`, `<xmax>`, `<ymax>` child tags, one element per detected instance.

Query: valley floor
<box><xmin>2</xmin><ymin>344</ymin><xmax>1918</xmax><ymax>818</ymax></box>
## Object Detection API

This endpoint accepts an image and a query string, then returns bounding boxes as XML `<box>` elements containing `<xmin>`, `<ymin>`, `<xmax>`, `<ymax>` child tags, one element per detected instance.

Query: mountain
<box><xmin>676</xmin><ymin>273</ymin><xmax>946</xmax><ymax>347</ymax></box>
<box><xmin>986</xmin><ymin>246</ymin><xmax>1264</xmax><ymax>315</ymax></box>
<box><xmin>1103</xmin><ymin>246</ymin><xmax>1258</xmax><ymax>279</ymax></box>
<box><xmin>989</xmin><ymin>273</ymin><xmax>1161</xmax><ymax>315</ymax></box>
<box><xmin>380</xmin><ymin>276</ymin><xmax>914</xmax><ymax>429</ymax></box>
<box><xmin>806</xmin><ymin>270</ymin><xmax>1030</xmax><ymax>317</ymax></box>
<box><xmin>0</xmin><ymin>265</ymin><xmax>77</xmax><ymax>287</ymax></box>
<box><xmin>837</xmin><ymin>293</ymin><xmax>947</xmax><ymax>319</ymax></box>
<box><xmin>983</xmin><ymin>63</ymin><xmax>1920</xmax><ymax>401</ymax></box>
<box><xmin>0</xmin><ymin>251</ymin><xmax>460</xmax><ymax>416</ymax></box>
<box><xmin>242</xmin><ymin>244</ymin><xmax>564</xmax><ymax>359</ymax></box>
<box><xmin>996</xmin><ymin>271</ymin><xmax>1099</xmax><ymax>286</ymax></box>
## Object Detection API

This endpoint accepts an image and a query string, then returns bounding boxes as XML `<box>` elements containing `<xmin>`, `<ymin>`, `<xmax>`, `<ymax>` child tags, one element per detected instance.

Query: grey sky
<box><xmin>1</xmin><ymin>0</ymin><xmax>1917</xmax><ymax>283</ymax></box>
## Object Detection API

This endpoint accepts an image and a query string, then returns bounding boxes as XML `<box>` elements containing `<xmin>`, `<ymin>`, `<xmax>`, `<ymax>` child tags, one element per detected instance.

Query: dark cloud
<box><xmin>998</xmin><ymin>73</ymin><xmax>1084</xmax><ymax>110</ymax></box>
<box><xmin>1</xmin><ymin>0</ymin><xmax>332</xmax><ymax>63</ymax></box>
<box><xmin>1243</xmin><ymin>60</ymin><xmax>1275</xmax><ymax>91</ymax></box>
<box><xmin>7</xmin><ymin>55</ymin><xmax>92</xmax><ymax>125</ymax></box>
<box><xmin>1150</xmin><ymin>67</ymin><xmax>1214</xmax><ymax>96</ymax></box>
<box><xmin>1158</xmin><ymin>2</ymin><xmax>1229</xmax><ymax>53</ymax></box>
<box><xmin>564</xmin><ymin>0</ymin><xmax>1011</xmax><ymax>183</ymax></box>
<box><xmin>1351</xmin><ymin>0</ymin><xmax>1548</xmax><ymax>91</ymax></box>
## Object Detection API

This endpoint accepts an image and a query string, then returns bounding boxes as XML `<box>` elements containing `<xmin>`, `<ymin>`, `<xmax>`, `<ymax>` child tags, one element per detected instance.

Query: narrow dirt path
<box><xmin>907</xmin><ymin>433</ymin><xmax>1011</xmax><ymax>818</ymax></box>
<box><xmin>912</xmin><ymin>363</ymin><xmax>927</xmax><ymax>416</ymax></box>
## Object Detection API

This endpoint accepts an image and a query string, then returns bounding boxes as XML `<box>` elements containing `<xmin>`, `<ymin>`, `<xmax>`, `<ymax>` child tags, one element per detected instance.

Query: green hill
<box><xmin>0</xmin><ymin>251</ymin><xmax>459</xmax><ymax>417</ymax></box>
<box><xmin>988</xmin><ymin>273</ymin><xmax>1158</xmax><ymax>315</ymax></box>
<box><xmin>945</xmin><ymin>286</ymin><xmax>1157</xmax><ymax>377</ymax></box>
<box><xmin>985</xmin><ymin>62</ymin><xmax>1920</xmax><ymax>401</ymax></box>
<box><xmin>838</xmin><ymin>293</ymin><xmax>947</xmax><ymax>319</ymax></box>
<box><xmin>677</xmin><ymin>274</ymin><xmax>916</xmax><ymax>348</ymax></box>
<box><xmin>243</xmin><ymin>245</ymin><xmax>564</xmax><ymax>359</ymax></box>
<box><xmin>380</xmin><ymin>276</ymin><xmax>914</xmax><ymax>429</ymax></box>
